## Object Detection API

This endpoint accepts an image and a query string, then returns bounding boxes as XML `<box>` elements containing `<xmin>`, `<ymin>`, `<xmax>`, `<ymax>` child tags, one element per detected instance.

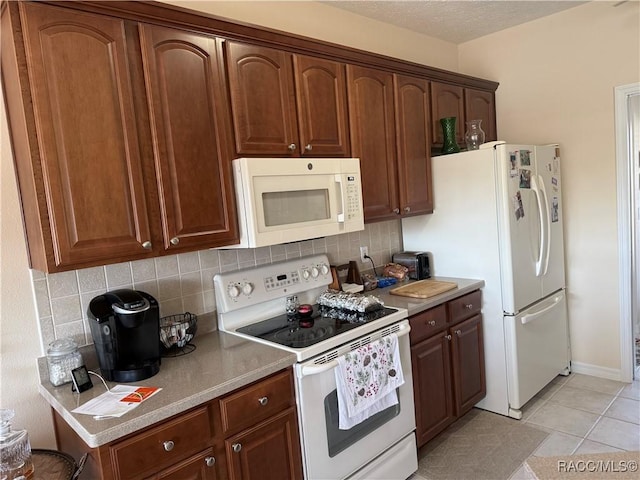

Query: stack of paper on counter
<box><xmin>72</xmin><ymin>385</ymin><xmax>161</xmax><ymax>418</ymax></box>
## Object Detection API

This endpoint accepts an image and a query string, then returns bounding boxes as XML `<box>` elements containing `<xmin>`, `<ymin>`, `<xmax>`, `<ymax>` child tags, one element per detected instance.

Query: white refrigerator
<box><xmin>402</xmin><ymin>141</ymin><xmax>570</xmax><ymax>419</ymax></box>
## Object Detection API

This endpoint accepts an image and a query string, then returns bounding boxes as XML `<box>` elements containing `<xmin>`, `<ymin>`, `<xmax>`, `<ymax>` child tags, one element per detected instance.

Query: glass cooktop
<box><xmin>236</xmin><ymin>304</ymin><xmax>400</xmax><ymax>349</ymax></box>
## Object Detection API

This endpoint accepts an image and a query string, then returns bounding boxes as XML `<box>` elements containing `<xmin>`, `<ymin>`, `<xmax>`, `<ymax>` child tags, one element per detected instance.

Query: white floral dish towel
<box><xmin>335</xmin><ymin>333</ymin><xmax>404</xmax><ymax>430</ymax></box>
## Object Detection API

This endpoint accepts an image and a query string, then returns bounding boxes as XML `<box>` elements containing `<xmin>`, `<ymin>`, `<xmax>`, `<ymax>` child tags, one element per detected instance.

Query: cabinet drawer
<box><xmin>110</xmin><ymin>406</ymin><xmax>213</xmax><ymax>479</ymax></box>
<box><xmin>409</xmin><ymin>305</ymin><xmax>447</xmax><ymax>344</ymax></box>
<box><xmin>447</xmin><ymin>290</ymin><xmax>482</xmax><ymax>325</ymax></box>
<box><xmin>219</xmin><ymin>369</ymin><xmax>294</xmax><ymax>436</ymax></box>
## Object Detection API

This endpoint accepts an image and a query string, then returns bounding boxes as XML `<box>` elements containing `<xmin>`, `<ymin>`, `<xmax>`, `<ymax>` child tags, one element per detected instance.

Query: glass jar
<box><xmin>464</xmin><ymin>119</ymin><xmax>486</xmax><ymax>150</ymax></box>
<box><xmin>46</xmin><ymin>338</ymin><xmax>83</xmax><ymax>386</ymax></box>
<box><xmin>440</xmin><ymin>117</ymin><xmax>460</xmax><ymax>154</ymax></box>
<box><xmin>0</xmin><ymin>409</ymin><xmax>34</xmax><ymax>480</ymax></box>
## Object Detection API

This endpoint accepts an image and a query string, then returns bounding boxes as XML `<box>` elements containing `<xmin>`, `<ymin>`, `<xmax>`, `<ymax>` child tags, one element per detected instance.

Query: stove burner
<box><xmin>273</xmin><ymin>325</ymin><xmax>333</xmax><ymax>347</ymax></box>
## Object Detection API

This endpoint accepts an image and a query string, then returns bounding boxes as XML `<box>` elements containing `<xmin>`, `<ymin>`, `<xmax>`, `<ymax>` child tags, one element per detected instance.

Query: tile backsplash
<box><xmin>31</xmin><ymin>220</ymin><xmax>403</xmax><ymax>350</ymax></box>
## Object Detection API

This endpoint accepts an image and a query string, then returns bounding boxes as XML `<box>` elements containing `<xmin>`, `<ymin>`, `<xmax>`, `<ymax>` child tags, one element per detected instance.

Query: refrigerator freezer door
<box><xmin>534</xmin><ymin>145</ymin><xmax>566</xmax><ymax>297</ymax></box>
<box><xmin>504</xmin><ymin>290</ymin><xmax>570</xmax><ymax>417</ymax></box>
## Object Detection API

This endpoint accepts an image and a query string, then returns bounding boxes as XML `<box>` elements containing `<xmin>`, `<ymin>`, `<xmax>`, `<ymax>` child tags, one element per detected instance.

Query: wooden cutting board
<box><xmin>389</xmin><ymin>279</ymin><xmax>458</xmax><ymax>299</ymax></box>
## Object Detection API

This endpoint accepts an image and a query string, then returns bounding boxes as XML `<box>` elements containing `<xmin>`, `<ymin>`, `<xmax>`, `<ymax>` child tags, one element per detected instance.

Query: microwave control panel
<box><xmin>345</xmin><ymin>175</ymin><xmax>362</xmax><ymax>220</ymax></box>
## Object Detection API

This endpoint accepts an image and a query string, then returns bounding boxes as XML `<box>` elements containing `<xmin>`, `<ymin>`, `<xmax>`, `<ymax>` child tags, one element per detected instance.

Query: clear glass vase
<box><xmin>464</xmin><ymin>119</ymin><xmax>486</xmax><ymax>150</ymax></box>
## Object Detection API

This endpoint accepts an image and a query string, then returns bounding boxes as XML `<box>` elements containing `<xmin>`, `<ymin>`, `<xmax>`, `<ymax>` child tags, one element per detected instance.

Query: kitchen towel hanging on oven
<box><xmin>335</xmin><ymin>334</ymin><xmax>404</xmax><ymax>429</ymax></box>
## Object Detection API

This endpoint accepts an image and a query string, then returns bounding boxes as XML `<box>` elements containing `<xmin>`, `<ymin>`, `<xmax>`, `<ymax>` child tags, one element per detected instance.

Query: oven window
<box><xmin>262</xmin><ymin>189</ymin><xmax>330</xmax><ymax>226</ymax></box>
<box><xmin>324</xmin><ymin>389</ymin><xmax>400</xmax><ymax>457</ymax></box>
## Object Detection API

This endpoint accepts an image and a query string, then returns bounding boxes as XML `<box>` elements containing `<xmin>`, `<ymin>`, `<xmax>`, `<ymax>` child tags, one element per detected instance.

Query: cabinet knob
<box><xmin>205</xmin><ymin>456</ymin><xmax>216</xmax><ymax>467</ymax></box>
<box><xmin>163</xmin><ymin>440</ymin><xmax>175</xmax><ymax>452</ymax></box>
<box><xmin>455</xmin><ymin>329</ymin><xmax>462</xmax><ymax>336</ymax></box>
<box><xmin>232</xmin><ymin>443</ymin><xmax>242</xmax><ymax>453</ymax></box>
<box><xmin>403</xmin><ymin>206</ymin><xmax>411</xmax><ymax>213</ymax></box>
<box><xmin>305</xmin><ymin>144</ymin><xmax>312</xmax><ymax>151</ymax></box>
<box><xmin>427</xmin><ymin>320</ymin><xmax>436</xmax><ymax>327</ymax></box>
<box><xmin>142</xmin><ymin>241</ymin><xmax>152</xmax><ymax>250</ymax></box>
<box><xmin>258</xmin><ymin>396</ymin><xmax>269</xmax><ymax>406</ymax></box>
<box><xmin>465</xmin><ymin>303</ymin><xmax>473</xmax><ymax>309</ymax></box>
<box><xmin>288</xmin><ymin>143</ymin><xmax>297</xmax><ymax>151</ymax></box>
<box><xmin>445</xmin><ymin>334</ymin><xmax>452</xmax><ymax>341</ymax></box>
<box><xmin>393</xmin><ymin>208</ymin><xmax>400</xmax><ymax>214</ymax></box>
<box><xmin>170</xmin><ymin>237</ymin><xmax>180</xmax><ymax>246</ymax></box>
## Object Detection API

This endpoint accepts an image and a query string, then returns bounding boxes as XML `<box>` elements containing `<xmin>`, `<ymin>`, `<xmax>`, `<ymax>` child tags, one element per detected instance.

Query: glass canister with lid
<box><xmin>46</xmin><ymin>337</ymin><xmax>83</xmax><ymax>386</ymax></box>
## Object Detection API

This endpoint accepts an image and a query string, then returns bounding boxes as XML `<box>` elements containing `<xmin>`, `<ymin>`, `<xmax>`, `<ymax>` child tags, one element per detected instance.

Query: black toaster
<box><xmin>392</xmin><ymin>251</ymin><xmax>431</xmax><ymax>280</ymax></box>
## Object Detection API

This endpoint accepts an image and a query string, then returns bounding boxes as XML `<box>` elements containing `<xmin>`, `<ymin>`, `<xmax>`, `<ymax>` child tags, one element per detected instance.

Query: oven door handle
<box><xmin>298</xmin><ymin>324</ymin><xmax>411</xmax><ymax>378</ymax></box>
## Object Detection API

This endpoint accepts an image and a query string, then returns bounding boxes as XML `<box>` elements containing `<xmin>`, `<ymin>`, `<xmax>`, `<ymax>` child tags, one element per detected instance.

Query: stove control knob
<box><xmin>319</xmin><ymin>264</ymin><xmax>329</xmax><ymax>276</ymax></box>
<box><xmin>228</xmin><ymin>284</ymin><xmax>240</xmax><ymax>298</ymax></box>
<box><xmin>242</xmin><ymin>282</ymin><xmax>254</xmax><ymax>296</ymax></box>
<box><xmin>310</xmin><ymin>266</ymin><xmax>319</xmax><ymax>278</ymax></box>
<box><xmin>301</xmin><ymin>269</ymin><xmax>311</xmax><ymax>280</ymax></box>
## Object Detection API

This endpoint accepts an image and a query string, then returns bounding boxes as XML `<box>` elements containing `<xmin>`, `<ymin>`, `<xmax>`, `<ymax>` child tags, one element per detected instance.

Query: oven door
<box><xmin>294</xmin><ymin>322</ymin><xmax>417</xmax><ymax>480</ymax></box>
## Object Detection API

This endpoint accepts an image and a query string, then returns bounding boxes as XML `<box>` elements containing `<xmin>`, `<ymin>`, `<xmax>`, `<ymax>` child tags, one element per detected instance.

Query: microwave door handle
<box><xmin>335</xmin><ymin>174</ymin><xmax>345</xmax><ymax>223</ymax></box>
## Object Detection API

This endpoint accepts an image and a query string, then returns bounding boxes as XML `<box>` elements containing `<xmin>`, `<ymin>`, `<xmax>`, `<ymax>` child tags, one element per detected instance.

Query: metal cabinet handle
<box><xmin>170</xmin><ymin>237</ymin><xmax>180</xmax><ymax>246</ymax></box>
<box><xmin>258</xmin><ymin>396</ymin><xmax>268</xmax><ymax>406</ymax></box>
<box><xmin>393</xmin><ymin>208</ymin><xmax>400</xmax><ymax>214</ymax></box>
<box><xmin>445</xmin><ymin>334</ymin><xmax>452</xmax><ymax>341</ymax></box>
<box><xmin>455</xmin><ymin>329</ymin><xmax>462</xmax><ymax>336</ymax></box>
<box><xmin>427</xmin><ymin>320</ymin><xmax>436</xmax><ymax>326</ymax></box>
<box><xmin>205</xmin><ymin>456</ymin><xmax>216</xmax><ymax>467</ymax></box>
<box><xmin>232</xmin><ymin>443</ymin><xmax>242</xmax><ymax>453</ymax></box>
<box><xmin>142</xmin><ymin>241</ymin><xmax>152</xmax><ymax>250</ymax></box>
<box><xmin>305</xmin><ymin>144</ymin><xmax>312</xmax><ymax>151</ymax></box>
<box><xmin>465</xmin><ymin>303</ymin><xmax>473</xmax><ymax>309</ymax></box>
<box><xmin>163</xmin><ymin>440</ymin><xmax>175</xmax><ymax>452</ymax></box>
<box><xmin>288</xmin><ymin>143</ymin><xmax>296</xmax><ymax>151</ymax></box>
<box><xmin>403</xmin><ymin>206</ymin><xmax>411</xmax><ymax>213</ymax></box>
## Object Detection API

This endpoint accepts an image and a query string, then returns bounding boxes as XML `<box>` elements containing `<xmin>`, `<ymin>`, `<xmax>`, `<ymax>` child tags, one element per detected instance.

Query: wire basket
<box><xmin>159</xmin><ymin>312</ymin><xmax>197</xmax><ymax>352</ymax></box>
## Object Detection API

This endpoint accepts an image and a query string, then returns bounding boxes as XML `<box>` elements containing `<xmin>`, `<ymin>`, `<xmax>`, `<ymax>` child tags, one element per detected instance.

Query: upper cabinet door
<box><xmin>19</xmin><ymin>2</ymin><xmax>153</xmax><ymax>269</ymax></box>
<box><xmin>465</xmin><ymin>88</ymin><xmax>497</xmax><ymax>142</ymax></box>
<box><xmin>293</xmin><ymin>55</ymin><xmax>350</xmax><ymax>157</ymax></box>
<box><xmin>139</xmin><ymin>25</ymin><xmax>238</xmax><ymax>251</ymax></box>
<box><xmin>394</xmin><ymin>74</ymin><xmax>434</xmax><ymax>216</ymax></box>
<box><xmin>224</xmin><ymin>42</ymin><xmax>299</xmax><ymax>155</ymax></box>
<box><xmin>347</xmin><ymin>65</ymin><xmax>398</xmax><ymax>222</ymax></box>
<box><xmin>430</xmin><ymin>82</ymin><xmax>465</xmax><ymax>145</ymax></box>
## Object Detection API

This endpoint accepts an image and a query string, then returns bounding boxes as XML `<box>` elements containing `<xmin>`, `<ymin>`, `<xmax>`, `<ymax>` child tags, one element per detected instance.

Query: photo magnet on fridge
<box><xmin>519</xmin><ymin>169</ymin><xmax>531</xmax><ymax>189</ymax></box>
<box><xmin>509</xmin><ymin>152</ymin><xmax>518</xmax><ymax>177</ymax></box>
<box><xmin>551</xmin><ymin>197</ymin><xmax>559</xmax><ymax>222</ymax></box>
<box><xmin>513</xmin><ymin>191</ymin><xmax>525</xmax><ymax>220</ymax></box>
<box><xmin>520</xmin><ymin>150</ymin><xmax>531</xmax><ymax>166</ymax></box>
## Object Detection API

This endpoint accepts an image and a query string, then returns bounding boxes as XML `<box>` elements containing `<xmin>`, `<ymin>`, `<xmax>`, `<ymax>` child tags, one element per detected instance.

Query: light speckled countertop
<box><xmin>38</xmin><ymin>331</ymin><xmax>296</xmax><ymax>448</ymax></box>
<box><xmin>37</xmin><ymin>276</ymin><xmax>483</xmax><ymax>449</ymax></box>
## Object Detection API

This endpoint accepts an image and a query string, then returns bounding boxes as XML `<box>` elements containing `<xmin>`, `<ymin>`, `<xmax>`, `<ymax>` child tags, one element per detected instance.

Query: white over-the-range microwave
<box><xmin>222</xmin><ymin>157</ymin><xmax>364</xmax><ymax>248</ymax></box>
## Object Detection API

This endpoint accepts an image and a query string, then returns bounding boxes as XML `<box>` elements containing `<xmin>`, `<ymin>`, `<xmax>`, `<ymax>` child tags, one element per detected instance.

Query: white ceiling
<box><xmin>322</xmin><ymin>1</ymin><xmax>592</xmax><ymax>44</ymax></box>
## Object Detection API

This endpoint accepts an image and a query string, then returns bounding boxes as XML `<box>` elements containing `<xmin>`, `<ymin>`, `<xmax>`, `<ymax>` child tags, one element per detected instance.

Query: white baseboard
<box><xmin>570</xmin><ymin>361</ymin><xmax>624</xmax><ymax>382</ymax></box>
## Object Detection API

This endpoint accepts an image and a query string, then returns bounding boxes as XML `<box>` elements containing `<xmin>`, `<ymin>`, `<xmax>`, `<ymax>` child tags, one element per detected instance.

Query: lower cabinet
<box><xmin>410</xmin><ymin>291</ymin><xmax>486</xmax><ymax>447</ymax></box>
<box><xmin>53</xmin><ymin>369</ymin><xmax>302</xmax><ymax>480</ymax></box>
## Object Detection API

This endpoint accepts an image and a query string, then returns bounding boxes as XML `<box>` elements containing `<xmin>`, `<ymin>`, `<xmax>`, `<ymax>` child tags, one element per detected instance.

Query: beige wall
<box><xmin>458</xmin><ymin>0</ymin><xmax>640</xmax><ymax>373</ymax></box>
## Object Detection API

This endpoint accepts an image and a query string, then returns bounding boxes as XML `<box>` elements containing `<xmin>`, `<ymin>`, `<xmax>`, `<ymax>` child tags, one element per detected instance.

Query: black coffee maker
<box><xmin>88</xmin><ymin>289</ymin><xmax>161</xmax><ymax>382</ymax></box>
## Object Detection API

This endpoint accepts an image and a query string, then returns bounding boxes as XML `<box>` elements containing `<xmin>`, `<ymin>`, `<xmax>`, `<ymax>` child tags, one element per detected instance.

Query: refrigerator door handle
<box><xmin>531</xmin><ymin>175</ymin><xmax>546</xmax><ymax>276</ymax></box>
<box><xmin>521</xmin><ymin>292</ymin><xmax>564</xmax><ymax>325</ymax></box>
<box><xmin>537</xmin><ymin>175</ymin><xmax>552</xmax><ymax>275</ymax></box>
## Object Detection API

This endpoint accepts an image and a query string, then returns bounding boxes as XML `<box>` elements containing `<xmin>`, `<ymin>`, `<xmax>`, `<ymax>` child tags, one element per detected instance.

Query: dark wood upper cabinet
<box><xmin>430</xmin><ymin>82</ymin><xmax>465</xmax><ymax>145</ymax></box>
<box><xmin>293</xmin><ymin>54</ymin><xmax>350</xmax><ymax>157</ymax></box>
<box><xmin>224</xmin><ymin>41</ymin><xmax>350</xmax><ymax>157</ymax></box>
<box><xmin>4</xmin><ymin>2</ymin><xmax>155</xmax><ymax>271</ymax></box>
<box><xmin>139</xmin><ymin>24</ymin><xmax>238</xmax><ymax>251</ymax></box>
<box><xmin>465</xmin><ymin>88</ymin><xmax>497</xmax><ymax>142</ymax></box>
<box><xmin>347</xmin><ymin>65</ymin><xmax>398</xmax><ymax>222</ymax></box>
<box><xmin>394</xmin><ymin>74</ymin><xmax>434</xmax><ymax>216</ymax></box>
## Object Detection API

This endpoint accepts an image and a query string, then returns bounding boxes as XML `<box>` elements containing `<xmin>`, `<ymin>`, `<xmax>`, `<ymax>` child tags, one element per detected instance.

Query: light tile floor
<box><xmin>410</xmin><ymin>373</ymin><xmax>640</xmax><ymax>480</ymax></box>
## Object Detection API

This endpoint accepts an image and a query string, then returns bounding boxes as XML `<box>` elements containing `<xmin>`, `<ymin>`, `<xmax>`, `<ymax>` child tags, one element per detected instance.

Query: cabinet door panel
<box><xmin>411</xmin><ymin>334</ymin><xmax>455</xmax><ymax>447</ymax></box>
<box><xmin>465</xmin><ymin>88</ymin><xmax>497</xmax><ymax>142</ymax></box>
<box><xmin>140</xmin><ymin>25</ymin><xmax>238</xmax><ymax>251</ymax></box>
<box><xmin>347</xmin><ymin>65</ymin><xmax>398</xmax><ymax>222</ymax></box>
<box><xmin>293</xmin><ymin>55</ymin><xmax>350</xmax><ymax>156</ymax></box>
<box><xmin>225</xmin><ymin>42</ymin><xmax>298</xmax><ymax>155</ymax></box>
<box><xmin>394</xmin><ymin>74</ymin><xmax>433</xmax><ymax>216</ymax></box>
<box><xmin>226</xmin><ymin>408</ymin><xmax>303</xmax><ymax>480</ymax></box>
<box><xmin>20</xmin><ymin>2</ymin><xmax>153</xmax><ymax>268</ymax></box>
<box><xmin>430</xmin><ymin>82</ymin><xmax>465</xmax><ymax>145</ymax></box>
<box><xmin>451</xmin><ymin>314</ymin><xmax>486</xmax><ymax>416</ymax></box>
<box><xmin>155</xmin><ymin>448</ymin><xmax>220</xmax><ymax>480</ymax></box>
